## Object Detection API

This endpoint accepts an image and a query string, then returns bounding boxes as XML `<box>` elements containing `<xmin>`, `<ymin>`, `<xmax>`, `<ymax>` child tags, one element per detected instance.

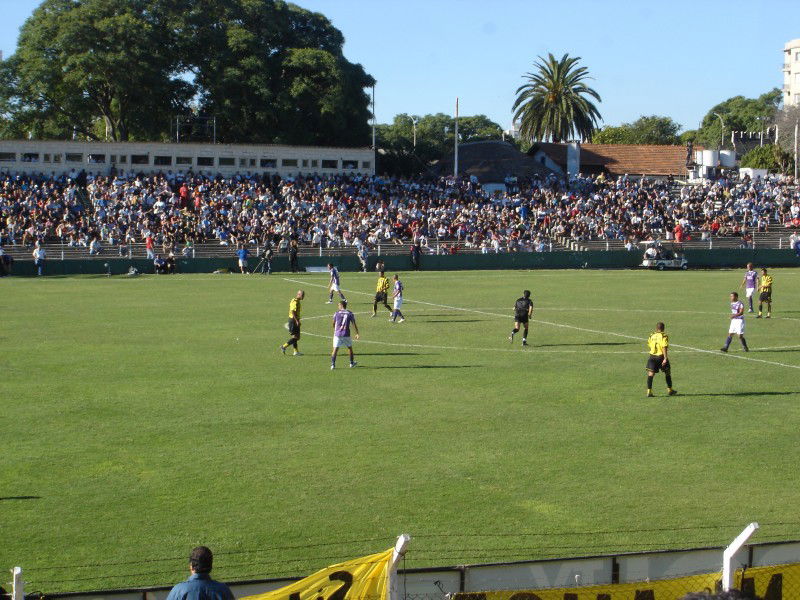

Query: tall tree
<box><xmin>695</xmin><ymin>89</ymin><xmax>781</xmax><ymax>150</ymax></box>
<box><xmin>512</xmin><ymin>53</ymin><xmax>602</xmax><ymax>143</ymax></box>
<box><xmin>1</xmin><ymin>0</ymin><xmax>192</xmax><ymax>141</ymax></box>
<box><xmin>592</xmin><ymin>115</ymin><xmax>682</xmax><ymax>145</ymax></box>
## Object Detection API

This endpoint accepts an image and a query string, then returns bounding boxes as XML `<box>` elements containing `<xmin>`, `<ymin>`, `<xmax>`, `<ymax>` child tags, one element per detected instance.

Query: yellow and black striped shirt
<box><xmin>376</xmin><ymin>276</ymin><xmax>390</xmax><ymax>293</ymax></box>
<box><xmin>289</xmin><ymin>298</ymin><xmax>302</xmax><ymax>319</ymax></box>
<box><xmin>647</xmin><ymin>332</ymin><xmax>669</xmax><ymax>356</ymax></box>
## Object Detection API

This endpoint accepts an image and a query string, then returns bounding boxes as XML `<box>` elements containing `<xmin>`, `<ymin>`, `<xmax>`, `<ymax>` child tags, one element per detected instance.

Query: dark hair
<box><xmin>761</xmin><ymin>267</ymin><xmax>768</xmax><ymax>273</ymax></box>
<box><xmin>327</xmin><ymin>263</ymin><xmax>333</xmax><ymax>268</ymax></box>
<box><xmin>380</xmin><ymin>271</ymin><xmax>385</xmax><ymax>276</ymax></box>
<box><xmin>656</xmin><ymin>322</ymin><xmax>665</xmax><ymax>331</ymax></box>
<box><xmin>523</xmin><ymin>290</ymin><xmax>531</xmax><ymax>298</ymax></box>
<box><xmin>341</xmin><ymin>300</ymin><xmax>348</xmax><ymax>308</ymax></box>
<box><xmin>189</xmin><ymin>546</ymin><xmax>213</xmax><ymax>573</ymax></box>
<box><xmin>731</xmin><ymin>291</ymin><xmax>739</xmax><ymax>299</ymax></box>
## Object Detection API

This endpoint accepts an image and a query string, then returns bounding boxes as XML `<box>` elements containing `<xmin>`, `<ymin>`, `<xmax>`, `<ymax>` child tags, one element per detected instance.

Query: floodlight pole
<box><xmin>454</xmin><ymin>97</ymin><xmax>459</xmax><ymax>178</ymax></box>
<box><xmin>388</xmin><ymin>534</ymin><xmax>411</xmax><ymax>600</ymax></box>
<box><xmin>11</xmin><ymin>567</ymin><xmax>23</xmax><ymax>600</ymax></box>
<box><xmin>722</xmin><ymin>522</ymin><xmax>759</xmax><ymax>591</ymax></box>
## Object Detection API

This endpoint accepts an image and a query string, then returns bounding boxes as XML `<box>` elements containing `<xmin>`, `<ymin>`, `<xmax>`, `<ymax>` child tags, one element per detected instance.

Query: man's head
<box><xmin>730</xmin><ymin>291</ymin><xmax>739</xmax><ymax>301</ymax></box>
<box><xmin>762</xmin><ymin>267</ymin><xmax>768</xmax><ymax>275</ymax></box>
<box><xmin>339</xmin><ymin>300</ymin><xmax>348</xmax><ymax>309</ymax></box>
<box><xmin>655</xmin><ymin>322</ymin><xmax>665</xmax><ymax>332</ymax></box>
<box><xmin>379</xmin><ymin>271</ymin><xmax>385</xmax><ymax>277</ymax></box>
<box><xmin>747</xmin><ymin>262</ymin><xmax>753</xmax><ymax>270</ymax></box>
<box><xmin>296</xmin><ymin>289</ymin><xmax>305</xmax><ymax>300</ymax></box>
<box><xmin>393</xmin><ymin>274</ymin><xmax>399</xmax><ymax>281</ymax></box>
<box><xmin>327</xmin><ymin>263</ymin><xmax>333</xmax><ymax>269</ymax></box>
<box><xmin>523</xmin><ymin>290</ymin><xmax>531</xmax><ymax>299</ymax></box>
<box><xmin>189</xmin><ymin>546</ymin><xmax>213</xmax><ymax>574</ymax></box>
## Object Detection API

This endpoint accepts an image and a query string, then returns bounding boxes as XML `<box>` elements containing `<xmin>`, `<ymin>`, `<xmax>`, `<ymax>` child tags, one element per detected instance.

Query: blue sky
<box><xmin>1</xmin><ymin>0</ymin><xmax>799</xmax><ymax>132</ymax></box>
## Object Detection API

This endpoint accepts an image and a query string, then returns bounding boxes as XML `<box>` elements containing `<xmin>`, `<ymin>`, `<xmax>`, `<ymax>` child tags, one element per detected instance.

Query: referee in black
<box><xmin>509</xmin><ymin>290</ymin><xmax>533</xmax><ymax>346</ymax></box>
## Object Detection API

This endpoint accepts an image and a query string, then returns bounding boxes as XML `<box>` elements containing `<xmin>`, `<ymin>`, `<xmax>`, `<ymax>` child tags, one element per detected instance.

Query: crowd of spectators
<box><xmin>1</xmin><ymin>169</ymin><xmax>799</xmax><ymax>258</ymax></box>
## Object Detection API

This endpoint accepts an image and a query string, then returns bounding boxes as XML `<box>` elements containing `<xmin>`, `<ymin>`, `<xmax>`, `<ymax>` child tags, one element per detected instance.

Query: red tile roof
<box><xmin>534</xmin><ymin>143</ymin><xmax>699</xmax><ymax>176</ymax></box>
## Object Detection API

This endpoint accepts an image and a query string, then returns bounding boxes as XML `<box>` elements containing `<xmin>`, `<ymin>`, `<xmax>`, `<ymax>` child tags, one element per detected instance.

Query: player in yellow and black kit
<box><xmin>280</xmin><ymin>289</ymin><xmax>304</xmax><ymax>356</ymax></box>
<box><xmin>372</xmin><ymin>271</ymin><xmax>392</xmax><ymax>316</ymax></box>
<box><xmin>646</xmin><ymin>322</ymin><xmax>677</xmax><ymax>397</ymax></box>
<box><xmin>757</xmin><ymin>267</ymin><xmax>773</xmax><ymax>318</ymax></box>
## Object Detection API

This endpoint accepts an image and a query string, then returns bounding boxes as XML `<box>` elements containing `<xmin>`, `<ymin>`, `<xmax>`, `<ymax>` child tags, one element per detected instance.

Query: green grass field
<box><xmin>3</xmin><ymin>268</ymin><xmax>800</xmax><ymax>593</ymax></box>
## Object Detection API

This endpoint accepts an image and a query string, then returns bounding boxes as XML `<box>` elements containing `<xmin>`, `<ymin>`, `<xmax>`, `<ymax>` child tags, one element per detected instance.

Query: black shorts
<box><xmin>288</xmin><ymin>319</ymin><xmax>301</xmax><ymax>337</ymax></box>
<box><xmin>759</xmin><ymin>291</ymin><xmax>771</xmax><ymax>302</ymax></box>
<box><xmin>646</xmin><ymin>355</ymin><xmax>669</xmax><ymax>373</ymax></box>
<box><xmin>515</xmin><ymin>314</ymin><xmax>529</xmax><ymax>324</ymax></box>
<box><xmin>375</xmin><ymin>291</ymin><xmax>387</xmax><ymax>303</ymax></box>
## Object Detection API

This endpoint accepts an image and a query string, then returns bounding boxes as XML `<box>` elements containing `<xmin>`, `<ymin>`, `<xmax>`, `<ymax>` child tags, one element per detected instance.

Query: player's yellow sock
<box><xmin>646</xmin><ymin>389</ymin><xmax>654</xmax><ymax>397</ymax></box>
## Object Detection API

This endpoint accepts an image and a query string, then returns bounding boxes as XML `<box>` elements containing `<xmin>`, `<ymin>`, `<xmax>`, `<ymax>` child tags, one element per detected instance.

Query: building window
<box><xmin>260</xmin><ymin>158</ymin><xmax>277</xmax><ymax>168</ymax></box>
<box><xmin>795</xmin><ymin>94</ymin><xmax>800</xmax><ymax>105</ymax></box>
<box><xmin>176</xmin><ymin>157</ymin><xmax>192</xmax><ymax>165</ymax></box>
<box><xmin>22</xmin><ymin>153</ymin><xmax>41</xmax><ymax>163</ymax></box>
<box><xmin>53</xmin><ymin>154</ymin><xmax>61</xmax><ymax>163</ymax></box>
<box><xmin>154</xmin><ymin>156</ymin><xmax>172</xmax><ymax>166</ymax></box>
<box><xmin>342</xmin><ymin>160</ymin><xmax>358</xmax><ymax>169</ymax></box>
<box><xmin>65</xmin><ymin>153</ymin><xmax>83</xmax><ymax>163</ymax></box>
<box><xmin>0</xmin><ymin>152</ymin><xmax>15</xmax><ymax>162</ymax></box>
<box><xmin>218</xmin><ymin>157</ymin><xmax>235</xmax><ymax>166</ymax></box>
<box><xmin>131</xmin><ymin>154</ymin><xmax>149</xmax><ymax>165</ymax></box>
<box><xmin>239</xmin><ymin>158</ymin><xmax>248</xmax><ymax>167</ymax></box>
<box><xmin>311</xmin><ymin>159</ymin><xmax>318</xmax><ymax>168</ymax></box>
<box><xmin>88</xmin><ymin>154</ymin><xmax>106</xmax><ymax>164</ymax></box>
<box><xmin>197</xmin><ymin>157</ymin><xmax>214</xmax><ymax>166</ymax></box>
<box><xmin>361</xmin><ymin>161</ymin><xmax>371</xmax><ymax>169</ymax></box>
<box><xmin>118</xmin><ymin>155</ymin><xmax>127</xmax><ymax>164</ymax></box>
<box><xmin>43</xmin><ymin>154</ymin><xmax>51</xmax><ymax>163</ymax></box>
<box><xmin>282</xmin><ymin>159</ymin><xmax>298</xmax><ymax>167</ymax></box>
<box><xmin>796</xmin><ymin>51</ymin><xmax>800</xmax><ymax>61</ymax></box>
<box><xmin>321</xmin><ymin>159</ymin><xmax>338</xmax><ymax>169</ymax></box>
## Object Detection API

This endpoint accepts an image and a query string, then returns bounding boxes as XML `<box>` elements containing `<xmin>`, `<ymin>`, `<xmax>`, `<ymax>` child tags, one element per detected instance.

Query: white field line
<box><xmin>284</xmin><ymin>277</ymin><xmax>800</xmax><ymax>371</ymax></box>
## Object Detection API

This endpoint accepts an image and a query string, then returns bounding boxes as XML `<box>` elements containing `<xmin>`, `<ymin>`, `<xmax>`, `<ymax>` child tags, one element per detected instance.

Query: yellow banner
<box><xmin>453</xmin><ymin>562</ymin><xmax>800</xmax><ymax>600</ymax></box>
<box><xmin>243</xmin><ymin>548</ymin><xmax>394</xmax><ymax>600</ymax></box>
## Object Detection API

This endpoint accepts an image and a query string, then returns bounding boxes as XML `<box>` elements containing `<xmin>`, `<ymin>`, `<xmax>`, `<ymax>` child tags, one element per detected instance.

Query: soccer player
<box><xmin>757</xmin><ymin>267</ymin><xmax>773</xmax><ymax>318</ymax></box>
<box><xmin>739</xmin><ymin>262</ymin><xmax>758</xmax><ymax>313</ymax></box>
<box><xmin>331</xmin><ymin>300</ymin><xmax>360</xmax><ymax>370</ymax></box>
<box><xmin>280</xmin><ymin>289</ymin><xmax>304</xmax><ymax>356</ymax></box>
<box><xmin>326</xmin><ymin>263</ymin><xmax>346</xmax><ymax>304</ymax></box>
<box><xmin>373</xmin><ymin>271</ymin><xmax>392</xmax><ymax>317</ymax></box>
<box><xmin>236</xmin><ymin>245</ymin><xmax>249</xmax><ymax>274</ymax></box>
<box><xmin>721</xmin><ymin>291</ymin><xmax>749</xmax><ymax>352</ymax></box>
<box><xmin>509</xmin><ymin>290</ymin><xmax>534</xmax><ymax>346</ymax></box>
<box><xmin>646</xmin><ymin>322</ymin><xmax>677</xmax><ymax>397</ymax></box>
<box><xmin>390</xmin><ymin>274</ymin><xmax>405</xmax><ymax>323</ymax></box>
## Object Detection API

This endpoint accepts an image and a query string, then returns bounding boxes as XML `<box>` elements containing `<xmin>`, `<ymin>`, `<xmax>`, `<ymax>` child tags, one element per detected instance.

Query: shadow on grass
<box><xmin>537</xmin><ymin>341</ymin><xmax>633</xmax><ymax>347</ymax></box>
<box><xmin>678</xmin><ymin>391</ymin><xmax>798</xmax><ymax>397</ymax></box>
<box><xmin>358</xmin><ymin>365</ymin><xmax>481</xmax><ymax>370</ymax></box>
<box><xmin>753</xmin><ymin>349</ymin><xmax>800</xmax><ymax>353</ymax></box>
<box><xmin>417</xmin><ymin>319</ymin><xmax>486</xmax><ymax>323</ymax></box>
<box><xmin>0</xmin><ymin>496</ymin><xmax>41</xmax><ymax>501</ymax></box>
<box><xmin>357</xmin><ymin>352</ymin><xmax>437</xmax><ymax>356</ymax></box>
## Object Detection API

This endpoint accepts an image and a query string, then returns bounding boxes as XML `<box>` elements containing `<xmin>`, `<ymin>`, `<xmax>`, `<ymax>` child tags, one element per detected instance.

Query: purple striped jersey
<box><xmin>329</xmin><ymin>266</ymin><xmax>340</xmax><ymax>285</ymax></box>
<box><xmin>744</xmin><ymin>270</ymin><xmax>758</xmax><ymax>289</ymax></box>
<box><xmin>394</xmin><ymin>280</ymin><xmax>403</xmax><ymax>297</ymax></box>
<box><xmin>333</xmin><ymin>309</ymin><xmax>356</xmax><ymax>337</ymax></box>
<box><xmin>730</xmin><ymin>300</ymin><xmax>744</xmax><ymax>319</ymax></box>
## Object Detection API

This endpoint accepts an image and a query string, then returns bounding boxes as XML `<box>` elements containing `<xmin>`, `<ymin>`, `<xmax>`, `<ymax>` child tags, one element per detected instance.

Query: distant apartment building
<box><xmin>783</xmin><ymin>39</ymin><xmax>800</xmax><ymax>106</ymax></box>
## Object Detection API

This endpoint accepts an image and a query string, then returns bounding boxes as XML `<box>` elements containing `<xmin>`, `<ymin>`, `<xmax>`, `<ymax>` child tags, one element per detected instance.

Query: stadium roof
<box><xmin>532</xmin><ymin>142</ymin><xmax>696</xmax><ymax>176</ymax></box>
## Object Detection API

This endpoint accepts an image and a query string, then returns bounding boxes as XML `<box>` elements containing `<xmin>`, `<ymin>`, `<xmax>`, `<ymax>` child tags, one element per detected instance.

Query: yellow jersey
<box><xmin>376</xmin><ymin>276</ymin><xmax>390</xmax><ymax>293</ymax></box>
<box><xmin>760</xmin><ymin>274</ymin><xmax>773</xmax><ymax>292</ymax></box>
<box><xmin>647</xmin><ymin>331</ymin><xmax>669</xmax><ymax>356</ymax></box>
<box><xmin>288</xmin><ymin>298</ymin><xmax>302</xmax><ymax>319</ymax></box>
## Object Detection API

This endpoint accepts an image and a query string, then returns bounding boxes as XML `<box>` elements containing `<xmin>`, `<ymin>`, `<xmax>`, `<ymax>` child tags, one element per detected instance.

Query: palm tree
<box><xmin>512</xmin><ymin>53</ymin><xmax>602</xmax><ymax>143</ymax></box>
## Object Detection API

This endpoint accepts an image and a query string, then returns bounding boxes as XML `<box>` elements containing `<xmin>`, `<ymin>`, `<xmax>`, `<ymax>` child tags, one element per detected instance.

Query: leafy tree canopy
<box><xmin>739</xmin><ymin>144</ymin><xmax>791</xmax><ymax>173</ymax></box>
<box><xmin>694</xmin><ymin>89</ymin><xmax>781</xmax><ymax>150</ymax></box>
<box><xmin>592</xmin><ymin>115</ymin><xmax>681</xmax><ymax>145</ymax></box>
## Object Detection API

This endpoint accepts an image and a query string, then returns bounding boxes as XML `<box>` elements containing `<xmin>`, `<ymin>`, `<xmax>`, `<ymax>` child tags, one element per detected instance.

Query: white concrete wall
<box><xmin>0</xmin><ymin>140</ymin><xmax>375</xmax><ymax>177</ymax></box>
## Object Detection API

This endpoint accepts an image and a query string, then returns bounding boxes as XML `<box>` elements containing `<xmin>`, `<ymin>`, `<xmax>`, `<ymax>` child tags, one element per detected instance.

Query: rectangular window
<box><xmin>302</xmin><ymin>159</ymin><xmax>309</xmax><ymax>167</ymax></box>
<box><xmin>131</xmin><ymin>154</ymin><xmax>149</xmax><ymax>165</ymax></box>
<box><xmin>282</xmin><ymin>158</ymin><xmax>298</xmax><ymax>167</ymax></box>
<box><xmin>796</xmin><ymin>51</ymin><xmax>800</xmax><ymax>61</ymax></box>
<box><xmin>260</xmin><ymin>158</ymin><xmax>276</xmax><ymax>168</ymax></box>
<box><xmin>249</xmin><ymin>158</ymin><xmax>256</xmax><ymax>167</ymax></box>
<box><xmin>239</xmin><ymin>158</ymin><xmax>248</xmax><ymax>167</ymax></box>
<box><xmin>311</xmin><ymin>159</ymin><xmax>319</xmax><ymax>168</ymax></box>
<box><xmin>218</xmin><ymin>157</ymin><xmax>235</xmax><ymax>166</ymax></box>
<box><xmin>22</xmin><ymin>153</ymin><xmax>41</xmax><ymax>162</ymax></box>
<box><xmin>117</xmin><ymin>155</ymin><xmax>127</xmax><ymax>164</ymax></box>
<box><xmin>342</xmin><ymin>159</ymin><xmax>358</xmax><ymax>170</ymax></box>
<box><xmin>53</xmin><ymin>154</ymin><xmax>61</xmax><ymax>163</ymax></box>
<box><xmin>362</xmin><ymin>161</ymin><xmax>371</xmax><ymax>169</ymax></box>
<box><xmin>197</xmin><ymin>156</ymin><xmax>214</xmax><ymax>166</ymax></box>
<box><xmin>176</xmin><ymin>156</ymin><xmax>192</xmax><ymax>165</ymax></box>
<box><xmin>154</xmin><ymin>156</ymin><xmax>172</xmax><ymax>166</ymax></box>
<box><xmin>43</xmin><ymin>154</ymin><xmax>51</xmax><ymax>163</ymax></box>
<box><xmin>321</xmin><ymin>159</ymin><xmax>338</xmax><ymax>169</ymax></box>
<box><xmin>109</xmin><ymin>155</ymin><xmax>117</xmax><ymax>164</ymax></box>
<box><xmin>0</xmin><ymin>152</ymin><xmax>15</xmax><ymax>162</ymax></box>
<box><xmin>88</xmin><ymin>154</ymin><xmax>106</xmax><ymax>164</ymax></box>
<box><xmin>65</xmin><ymin>153</ymin><xmax>83</xmax><ymax>163</ymax></box>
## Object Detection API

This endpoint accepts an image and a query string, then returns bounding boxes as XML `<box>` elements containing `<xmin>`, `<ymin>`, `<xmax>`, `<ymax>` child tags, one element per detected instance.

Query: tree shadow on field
<box><xmin>418</xmin><ymin>319</ymin><xmax>485</xmax><ymax>323</ymax></box>
<box><xmin>359</xmin><ymin>365</ymin><xmax>481</xmax><ymax>370</ymax></box>
<box><xmin>678</xmin><ymin>391</ymin><xmax>798</xmax><ymax>397</ymax></box>
<box><xmin>753</xmin><ymin>348</ymin><xmax>800</xmax><ymax>354</ymax></box>
<box><xmin>357</xmin><ymin>352</ymin><xmax>437</xmax><ymax>356</ymax></box>
<box><xmin>0</xmin><ymin>496</ymin><xmax>41</xmax><ymax>501</ymax></box>
<box><xmin>537</xmin><ymin>341</ymin><xmax>633</xmax><ymax>347</ymax></box>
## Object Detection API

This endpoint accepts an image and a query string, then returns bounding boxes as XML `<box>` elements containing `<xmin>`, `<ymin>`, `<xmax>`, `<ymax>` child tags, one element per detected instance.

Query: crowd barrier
<box><xmin>5</xmin><ymin>248</ymin><xmax>800</xmax><ymax>277</ymax></box>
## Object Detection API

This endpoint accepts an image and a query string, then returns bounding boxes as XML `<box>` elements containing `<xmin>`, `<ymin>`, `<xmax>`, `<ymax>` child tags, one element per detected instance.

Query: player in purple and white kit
<box><xmin>739</xmin><ymin>262</ymin><xmax>759</xmax><ymax>313</ymax></box>
<box><xmin>331</xmin><ymin>300</ymin><xmax>360</xmax><ymax>369</ymax></box>
<box><xmin>720</xmin><ymin>292</ymin><xmax>749</xmax><ymax>352</ymax></box>
<box><xmin>390</xmin><ymin>274</ymin><xmax>405</xmax><ymax>323</ymax></box>
<box><xmin>326</xmin><ymin>263</ymin><xmax>347</xmax><ymax>304</ymax></box>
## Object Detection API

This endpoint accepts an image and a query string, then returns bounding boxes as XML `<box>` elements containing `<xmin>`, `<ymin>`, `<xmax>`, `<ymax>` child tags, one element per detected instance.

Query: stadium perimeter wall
<box><xmin>30</xmin><ymin>541</ymin><xmax>800</xmax><ymax>600</ymax></box>
<box><xmin>6</xmin><ymin>249</ymin><xmax>800</xmax><ymax>276</ymax></box>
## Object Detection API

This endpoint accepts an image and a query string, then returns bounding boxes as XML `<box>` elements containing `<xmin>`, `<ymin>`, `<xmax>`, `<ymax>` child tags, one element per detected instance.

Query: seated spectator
<box><xmin>154</xmin><ymin>254</ymin><xmax>167</xmax><ymax>274</ymax></box>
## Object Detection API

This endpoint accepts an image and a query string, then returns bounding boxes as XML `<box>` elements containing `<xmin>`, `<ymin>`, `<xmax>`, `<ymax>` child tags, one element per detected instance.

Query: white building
<box><xmin>0</xmin><ymin>140</ymin><xmax>375</xmax><ymax>177</ymax></box>
<box><xmin>783</xmin><ymin>39</ymin><xmax>800</xmax><ymax>106</ymax></box>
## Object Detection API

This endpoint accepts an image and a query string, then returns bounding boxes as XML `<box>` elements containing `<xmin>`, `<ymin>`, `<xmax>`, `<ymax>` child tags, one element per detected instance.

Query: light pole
<box><xmin>713</xmin><ymin>112</ymin><xmax>725</xmax><ymax>149</ymax></box>
<box><xmin>411</xmin><ymin>117</ymin><xmax>418</xmax><ymax>149</ymax></box>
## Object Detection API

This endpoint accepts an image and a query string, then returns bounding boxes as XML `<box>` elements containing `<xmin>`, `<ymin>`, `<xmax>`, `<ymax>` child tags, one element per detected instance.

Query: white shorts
<box><xmin>729</xmin><ymin>319</ymin><xmax>745</xmax><ymax>335</ymax></box>
<box><xmin>239</xmin><ymin>259</ymin><xmax>248</xmax><ymax>267</ymax></box>
<box><xmin>330</xmin><ymin>282</ymin><xmax>340</xmax><ymax>292</ymax></box>
<box><xmin>745</xmin><ymin>287</ymin><xmax>755</xmax><ymax>298</ymax></box>
<box><xmin>393</xmin><ymin>297</ymin><xmax>403</xmax><ymax>310</ymax></box>
<box><xmin>333</xmin><ymin>336</ymin><xmax>352</xmax><ymax>348</ymax></box>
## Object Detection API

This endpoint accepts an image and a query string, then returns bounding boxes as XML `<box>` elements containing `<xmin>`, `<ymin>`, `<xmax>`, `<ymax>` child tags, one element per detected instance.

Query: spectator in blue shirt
<box><xmin>165</xmin><ymin>546</ymin><xmax>234</xmax><ymax>600</ymax></box>
<box><xmin>236</xmin><ymin>245</ymin><xmax>249</xmax><ymax>274</ymax></box>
